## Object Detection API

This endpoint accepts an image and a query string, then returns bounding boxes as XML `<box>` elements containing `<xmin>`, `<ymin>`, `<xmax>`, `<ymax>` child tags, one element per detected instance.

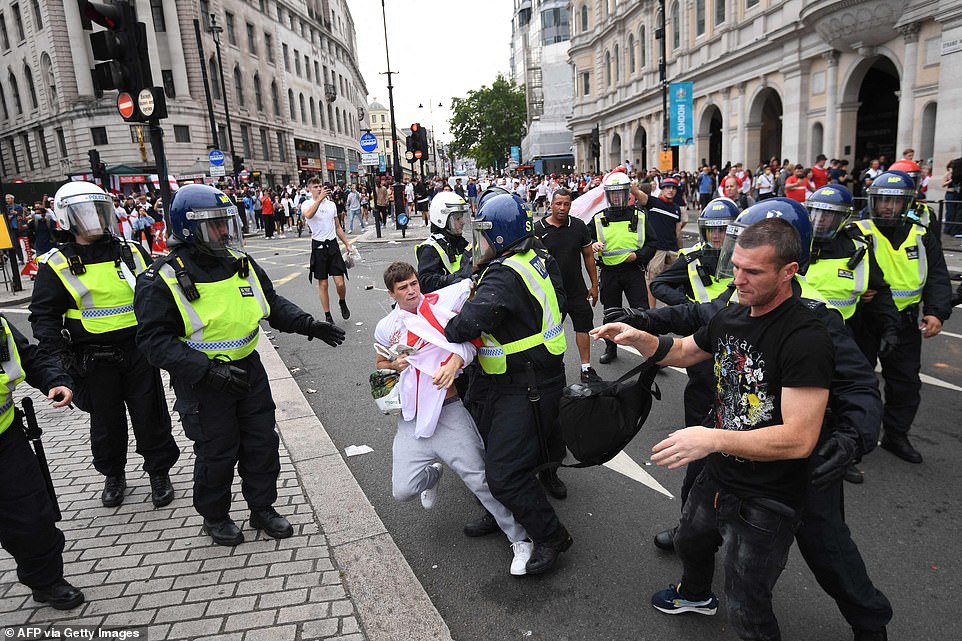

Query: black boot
<box><xmin>880</xmin><ymin>433</ymin><xmax>923</xmax><ymax>464</ymax></box>
<box><xmin>32</xmin><ymin>579</ymin><xmax>85</xmax><ymax>611</ymax></box>
<box><xmin>101</xmin><ymin>475</ymin><xmax>126</xmax><ymax>507</ymax></box>
<box><xmin>149</xmin><ymin>473</ymin><xmax>174</xmax><ymax>507</ymax></box>
<box><xmin>853</xmin><ymin>627</ymin><xmax>887</xmax><ymax>641</ymax></box>
<box><xmin>599</xmin><ymin>340</ymin><xmax>618</xmax><ymax>364</ymax></box>
<box><xmin>539</xmin><ymin>469</ymin><xmax>568</xmax><ymax>500</ymax></box>
<box><xmin>653</xmin><ymin>526</ymin><xmax>677</xmax><ymax>552</ymax></box>
<box><xmin>203</xmin><ymin>517</ymin><xmax>245</xmax><ymax>546</ymax></box>
<box><xmin>525</xmin><ymin>525</ymin><xmax>573</xmax><ymax>575</ymax></box>
<box><xmin>463</xmin><ymin>511</ymin><xmax>500</xmax><ymax>537</ymax></box>
<box><xmin>250</xmin><ymin>506</ymin><xmax>294</xmax><ymax>539</ymax></box>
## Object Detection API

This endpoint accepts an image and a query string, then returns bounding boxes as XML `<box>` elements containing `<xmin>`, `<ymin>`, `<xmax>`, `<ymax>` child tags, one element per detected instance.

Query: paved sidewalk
<box><xmin>0</xmin><ymin>332</ymin><xmax>452</xmax><ymax>641</ymax></box>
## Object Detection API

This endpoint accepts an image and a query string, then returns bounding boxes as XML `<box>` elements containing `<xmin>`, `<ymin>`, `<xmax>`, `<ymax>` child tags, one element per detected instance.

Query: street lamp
<box><xmin>209</xmin><ymin>14</ymin><xmax>240</xmax><ymax>186</ymax></box>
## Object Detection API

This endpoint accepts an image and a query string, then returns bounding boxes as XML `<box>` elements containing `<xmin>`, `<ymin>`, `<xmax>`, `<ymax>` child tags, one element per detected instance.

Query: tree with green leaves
<box><xmin>449</xmin><ymin>74</ymin><xmax>526</xmax><ymax>171</ymax></box>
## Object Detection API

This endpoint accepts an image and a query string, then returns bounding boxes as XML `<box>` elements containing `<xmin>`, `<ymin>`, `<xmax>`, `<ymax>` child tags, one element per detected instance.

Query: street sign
<box><xmin>414</xmin><ymin>150</ymin><xmax>423</xmax><ymax>160</ymax></box>
<box><xmin>361</xmin><ymin>152</ymin><xmax>379</xmax><ymax>166</ymax></box>
<box><xmin>359</xmin><ymin>132</ymin><xmax>378</xmax><ymax>153</ymax></box>
<box><xmin>209</xmin><ymin>149</ymin><xmax>225</xmax><ymax>166</ymax></box>
<box><xmin>404</xmin><ymin>150</ymin><xmax>415</xmax><ymax>161</ymax></box>
<box><xmin>209</xmin><ymin>164</ymin><xmax>226</xmax><ymax>177</ymax></box>
<box><xmin>117</xmin><ymin>92</ymin><xmax>134</xmax><ymax>119</ymax></box>
<box><xmin>137</xmin><ymin>88</ymin><xmax>155</xmax><ymax>118</ymax></box>
<box><xmin>238</xmin><ymin>169</ymin><xmax>250</xmax><ymax>179</ymax></box>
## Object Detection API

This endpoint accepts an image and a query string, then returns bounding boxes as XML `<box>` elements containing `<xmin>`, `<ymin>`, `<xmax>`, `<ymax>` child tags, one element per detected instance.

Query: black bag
<box><xmin>559</xmin><ymin>360</ymin><xmax>661</xmax><ymax>467</ymax></box>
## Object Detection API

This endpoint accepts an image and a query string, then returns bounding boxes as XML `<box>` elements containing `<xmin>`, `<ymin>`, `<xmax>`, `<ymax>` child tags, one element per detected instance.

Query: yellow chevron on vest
<box><xmin>804</xmin><ymin>242</ymin><xmax>869</xmax><ymax>320</ymax></box>
<box><xmin>158</xmin><ymin>250</ymin><xmax>270</xmax><ymax>361</ymax></box>
<box><xmin>416</xmin><ymin>237</ymin><xmax>462</xmax><ymax>274</ymax></box>
<box><xmin>0</xmin><ymin>317</ymin><xmax>26</xmax><ymax>435</ymax></box>
<box><xmin>40</xmin><ymin>243</ymin><xmax>148</xmax><ymax>334</ymax></box>
<box><xmin>680</xmin><ymin>243</ymin><xmax>730</xmax><ymax>303</ymax></box>
<box><xmin>595</xmin><ymin>215</ymin><xmax>645</xmax><ymax>266</ymax></box>
<box><xmin>477</xmin><ymin>250</ymin><xmax>566</xmax><ymax>375</ymax></box>
<box><xmin>855</xmin><ymin>220</ymin><xmax>927</xmax><ymax>311</ymax></box>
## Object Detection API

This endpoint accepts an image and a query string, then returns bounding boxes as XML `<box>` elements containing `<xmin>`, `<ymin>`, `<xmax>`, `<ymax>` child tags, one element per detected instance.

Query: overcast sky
<box><xmin>345</xmin><ymin>0</ymin><xmax>514</xmax><ymax>142</ymax></box>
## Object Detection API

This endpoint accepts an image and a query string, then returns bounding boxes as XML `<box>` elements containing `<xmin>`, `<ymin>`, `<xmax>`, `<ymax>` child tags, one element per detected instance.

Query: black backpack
<box><xmin>559</xmin><ymin>360</ymin><xmax>661</xmax><ymax>467</ymax></box>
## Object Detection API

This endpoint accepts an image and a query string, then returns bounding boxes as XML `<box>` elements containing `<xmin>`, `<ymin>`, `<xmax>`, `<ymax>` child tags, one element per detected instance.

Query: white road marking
<box><xmin>274</xmin><ymin>271</ymin><xmax>302</xmax><ymax>287</ymax></box>
<box><xmin>939</xmin><ymin>330</ymin><xmax>962</xmax><ymax>339</ymax></box>
<box><xmin>602</xmin><ymin>451</ymin><xmax>674</xmax><ymax>499</ymax></box>
<box><xmin>0</xmin><ymin>308</ymin><xmax>29</xmax><ymax>314</ymax></box>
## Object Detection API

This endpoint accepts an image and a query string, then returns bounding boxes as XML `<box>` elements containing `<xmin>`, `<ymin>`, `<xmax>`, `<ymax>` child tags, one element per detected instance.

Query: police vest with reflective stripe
<box><xmin>855</xmin><ymin>220</ymin><xmax>927</xmax><ymax>311</ymax></box>
<box><xmin>0</xmin><ymin>317</ymin><xmax>26</xmax><ymax>435</ymax></box>
<box><xmin>678</xmin><ymin>243</ymin><xmax>731</xmax><ymax>303</ymax></box>
<box><xmin>594</xmin><ymin>211</ymin><xmax>645</xmax><ymax>267</ymax></box>
<box><xmin>803</xmin><ymin>239</ymin><xmax>870</xmax><ymax>320</ymax></box>
<box><xmin>39</xmin><ymin>242</ymin><xmax>148</xmax><ymax>334</ymax></box>
<box><xmin>477</xmin><ymin>250</ymin><xmax>566</xmax><ymax>375</ymax></box>
<box><xmin>158</xmin><ymin>250</ymin><xmax>271</xmax><ymax>361</ymax></box>
<box><xmin>416</xmin><ymin>236</ymin><xmax>462</xmax><ymax>275</ymax></box>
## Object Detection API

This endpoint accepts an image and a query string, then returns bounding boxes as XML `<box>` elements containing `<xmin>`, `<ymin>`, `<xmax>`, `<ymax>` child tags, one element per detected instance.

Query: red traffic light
<box><xmin>83</xmin><ymin>1</ymin><xmax>126</xmax><ymax>29</ymax></box>
<box><xmin>411</xmin><ymin>123</ymin><xmax>420</xmax><ymax>132</ymax></box>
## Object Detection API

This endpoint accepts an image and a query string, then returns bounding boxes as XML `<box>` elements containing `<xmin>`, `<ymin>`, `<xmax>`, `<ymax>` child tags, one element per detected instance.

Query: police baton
<box><xmin>21</xmin><ymin>397</ymin><xmax>62</xmax><ymax>522</ymax></box>
<box><xmin>524</xmin><ymin>363</ymin><xmax>553</xmax><ymax>475</ymax></box>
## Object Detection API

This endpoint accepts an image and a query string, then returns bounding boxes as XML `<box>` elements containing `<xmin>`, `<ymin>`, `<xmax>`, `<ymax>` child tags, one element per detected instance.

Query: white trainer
<box><xmin>420</xmin><ymin>463</ymin><xmax>443</xmax><ymax>509</ymax></box>
<box><xmin>510</xmin><ymin>540</ymin><xmax>534</xmax><ymax>576</ymax></box>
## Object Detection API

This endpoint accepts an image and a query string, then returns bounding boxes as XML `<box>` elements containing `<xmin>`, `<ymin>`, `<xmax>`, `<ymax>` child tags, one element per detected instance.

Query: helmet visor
<box><xmin>193</xmin><ymin>209</ymin><xmax>244</xmax><ymax>255</ymax></box>
<box><xmin>470</xmin><ymin>217</ymin><xmax>494</xmax><ymax>266</ymax></box>
<box><xmin>698</xmin><ymin>218</ymin><xmax>731</xmax><ymax>252</ymax></box>
<box><xmin>868</xmin><ymin>192</ymin><xmax>910</xmax><ymax>227</ymax></box>
<box><xmin>807</xmin><ymin>206</ymin><xmax>848</xmax><ymax>241</ymax></box>
<box><xmin>445</xmin><ymin>204</ymin><xmax>469</xmax><ymax>236</ymax></box>
<box><xmin>64</xmin><ymin>198</ymin><xmax>115</xmax><ymax>239</ymax></box>
<box><xmin>605</xmin><ymin>184</ymin><xmax>630</xmax><ymax>208</ymax></box>
<box><xmin>714</xmin><ymin>222</ymin><xmax>746</xmax><ymax>280</ymax></box>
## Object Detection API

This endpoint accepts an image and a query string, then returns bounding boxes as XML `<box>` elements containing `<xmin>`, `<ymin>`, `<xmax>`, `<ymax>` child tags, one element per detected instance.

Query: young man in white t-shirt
<box><xmin>374</xmin><ymin>262</ymin><xmax>533</xmax><ymax>576</ymax></box>
<box><xmin>301</xmin><ymin>177</ymin><xmax>353</xmax><ymax>323</ymax></box>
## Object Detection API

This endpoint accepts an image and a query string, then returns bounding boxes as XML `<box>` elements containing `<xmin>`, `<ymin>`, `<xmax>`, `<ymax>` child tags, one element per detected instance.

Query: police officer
<box><xmin>415</xmin><ymin>191</ymin><xmax>472</xmax><ymax>293</ymax></box>
<box><xmin>612</xmin><ymin>199</ymin><xmax>893</xmax><ymax>640</ymax></box>
<box><xmin>133</xmin><ymin>184</ymin><xmax>345</xmax><ymax>546</ymax></box>
<box><xmin>0</xmin><ymin>316</ymin><xmax>82</xmax><ymax>610</ymax></box>
<box><xmin>852</xmin><ymin>172</ymin><xmax>953</xmax><ymax>463</ymax></box>
<box><xmin>444</xmin><ymin>193</ymin><xmax>573</xmax><ymax>575</ymax></box>
<box><xmin>591</xmin><ymin>172</ymin><xmax>657</xmax><ymax>364</ymax></box>
<box><xmin>29</xmin><ymin>181</ymin><xmax>179</xmax><ymax>508</ymax></box>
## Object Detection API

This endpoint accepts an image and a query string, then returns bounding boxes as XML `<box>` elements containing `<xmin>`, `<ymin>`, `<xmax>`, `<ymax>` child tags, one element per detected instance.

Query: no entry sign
<box><xmin>117</xmin><ymin>92</ymin><xmax>135</xmax><ymax>119</ymax></box>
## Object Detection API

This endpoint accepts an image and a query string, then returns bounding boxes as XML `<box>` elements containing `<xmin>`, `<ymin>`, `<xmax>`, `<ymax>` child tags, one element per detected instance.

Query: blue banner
<box><xmin>669</xmin><ymin>82</ymin><xmax>694</xmax><ymax>146</ymax></box>
<box><xmin>510</xmin><ymin>146</ymin><xmax>521</xmax><ymax>162</ymax></box>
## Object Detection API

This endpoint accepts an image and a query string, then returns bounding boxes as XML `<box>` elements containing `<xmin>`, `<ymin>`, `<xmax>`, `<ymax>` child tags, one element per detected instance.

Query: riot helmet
<box><xmin>603</xmin><ymin>171</ymin><xmax>632</xmax><ymax>210</ymax></box>
<box><xmin>168</xmin><ymin>184</ymin><xmax>243</xmax><ymax>256</ymax></box>
<box><xmin>867</xmin><ymin>172</ymin><xmax>914</xmax><ymax>228</ymax></box>
<box><xmin>429</xmin><ymin>191</ymin><xmax>470</xmax><ymax>236</ymax></box>
<box><xmin>806</xmin><ymin>185</ymin><xmax>854</xmax><ymax>243</ymax></box>
<box><xmin>470</xmin><ymin>193</ymin><xmax>531</xmax><ymax>266</ymax></box>
<box><xmin>52</xmin><ymin>181</ymin><xmax>115</xmax><ymax>241</ymax></box>
<box><xmin>698</xmin><ymin>198</ymin><xmax>740</xmax><ymax>255</ymax></box>
<box><xmin>716</xmin><ymin>197</ymin><xmax>813</xmax><ymax>280</ymax></box>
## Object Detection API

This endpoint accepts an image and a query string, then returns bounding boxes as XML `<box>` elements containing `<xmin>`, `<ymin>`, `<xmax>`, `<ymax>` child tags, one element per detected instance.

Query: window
<box><xmin>314</xmin><ymin>61</ymin><xmax>320</xmax><ymax>84</ymax></box>
<box><xmin>294</xmin><ymin>49</ymin><xmax>301</xmax><ymax>76</ymax></box>
<box><xmin>628</xmin><ymin>34</ymin><xmax>635</xmax><ymax>74</ymax></box>
<box><xmin>604</xmin><ymin>50</ymin><xmax>611</xmax><ymax>86</ymax></box>
<box><xmin>162</xmin><ymin>69</ymin><xmax>175</xmax><ymax>98</ymax></box>
<box><xmin>282</xmin><ymin>44</ymin><xmax>290</xmax><ymax>71</ymax></box>
<box><xmin>264</xmin><ymin>33</ymin><xmax>273</xmax><ymax>62</ymax></box>
<box><xmin>581</xmin><ymin>71</ymin><xmax>590</xmax><ymax>96</ymax></box>
<box><xmin>328</xmin><ymin>104</ymin><xmax>333</xmax><ymax>131</ymax></box>
<box><xmin>56</xmin><ymin>127</ymin><xmax>66</xmax><ymax>157</ymax></box>
<box><xmin>129</xmin><ymin>125</ymin><xmax>142</xmax><ymax>143</ymax></box>
<box><xmin>541</xmin><ymin>7</ymin><xmax>569</xmax><ymax>45</ymax></box>
<box><xmin>614</xmin><ymin>44</ymin><xmax>620</xmax><ymax>81</ymax></box>
<box><xmin>288</xmin><ymin>89</ymin><xmax>295</xmax><ymax>120</ymax></box>
<box><xmin>209</xmin><ymin>57</ymin><xmax>220</xmax><ymax>99</ymax></box>
<box><xmin>9</xmin><ymin>139</ymin><xmax>21</xmax><ymax>173</ymax></box>
<box><xmin>271</xmin><ymin>81</ymin><xmax>279</xmax><ymax>115</ymax></box>
<box><xmin>200</xmin><ymin>0</ymin><xmax>210</xmax><ymax>30</ymax></box>
<box><xmin>580</xmin><ymin>4</ymin><xmax>588</xmax><ymax>31</ymax></box>
<box><xmin>246</xmin><ymin>23</ymin><xmax>256</xmax><ymax>54</ymax></box>
<box><xmin>22</xmin><ymin>133</ymin><xmax>34</xmax><ymax>170</ymax></box>
<box><xmin>35</xmin><ymin>127</ymin><xmax>48</xmax><ymax>166</ymax></box>
<box><xmin>91</xmin><ymin>126</ymin><xmax>108</xmax><ymax>146</ymax></box>
<box><xmin>40</xmin><ymin>52</ymin><xmax>55</xmax><ymax>108</ymax></box>
<box><xmin>0</xmin><ymin>89</ymin><xmax>7</xmax><ymax>119</ymax></box>
<box><xmin>217</xmin><ymin>124</ymin><xmax>228</xmax><ymax>151</ymax></box>
<box><xmin>0</xmin><ymin>14</ymin><xmax>9</xmax><ymax>50</ymax></box>
<box><xmin>8</xmin><ymin>71</ymin><xmax>22</xmax><ymax>114</ymax></box>
<box><xmin>254</xmin><ymin>74</ymin><xmax>263</xmax><ymax>111</ymax></box>
<box><xmin>696</xmin><ymin>0</ymin><xmax>705</xmax><ymax>36</ymax></box>
<box><xmin>716</xmin><ymin>0</ymin><xmax>726</xmax><ymax>25</ymax></box>
<box><xmin>259</xmin><ymin>0</ymin><xmax>265</xmax><ymax>13</ymax></box>
<box><xmin>304</xmin><ymin>55</ymin><xmax>310</xmax><ymax>80</ymax></box>
<box><xmin>241</xmin><ymin>124</ymin><xmax>251</xmax><ymax>158</ymax></box>
<box><xmin>746</xmin><ymin>0</ymin><xmax>759</xmax><ymax>8</ymax></box>
<box><xmin>150</xmin><ymin>0</ymin><xmax>166</xmax><ymax>31</ymax></box>
<box><xmin>23</xmin><ymin>64</ymin><xmax>37</xmax><ymax>109</ymax></box>
<box><xmin>335</xmin><ymin>108</ymin><xmax>341</xmax><ymax>134</ymax></box>
<box><xmin>173</xmin><ymin>125</ymin><xmax>191</xmax><ymax>142</ymax></box>
<box><xmin>276</xmin><ymin>131</ymin><xmax>287</xmax><ymax>162</ymax></box>
<box><xmin>233</xmin><ymin>65</ymin><xmax>244</xmax><ymax>106</ymax></box>
<box><xmin>225</xmin><ymin>12</ymin><xmax>236</xmax><ymax>45</ymax></box>
<box><xmin>260</xmin><ymin>127</ymin><xmax>270</xmax><ymax>160</ymax></box>
<box><xmin>640</xmin><ymin>26</ymin><xmax>646</xmax><ymax>67</ymax></box>
<box><xmin>671</xmin><ymin>3</ymin><xmax>680</xmax><ymax>50</ymax></box>
<box><xmin>30</xmin><ymin>0</ymin><xmax>41</xmax><ymax>30</ymax></box>
<box><xmin>310</xmin><ymin>97</ymin><xmax>317</xmax><ymax>126</ymax></box>
<box><xmin>299</xmin><ymin>93</ymin><xmax>306</xmax><ymax>122</ymax></box>
<box><xmin>12</xmin><ymin>4</ymin><xmax>24</xmax><ymax>42</ymax></box>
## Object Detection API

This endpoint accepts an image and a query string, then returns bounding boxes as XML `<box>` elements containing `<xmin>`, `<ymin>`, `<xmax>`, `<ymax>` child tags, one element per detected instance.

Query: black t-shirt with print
<box><xmin>534</xmin><ymin>216</ymin><xmax>591</xmax><ymax>295</ymax></box>
<box><xmin>693</xmin><ymin>296</ymin><xmax>834</xmax><ymax>508</ymax></box>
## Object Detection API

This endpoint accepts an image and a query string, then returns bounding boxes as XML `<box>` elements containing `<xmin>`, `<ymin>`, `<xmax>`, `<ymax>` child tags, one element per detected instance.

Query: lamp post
<box><xmin>380</xmin><ymin>0</ymin><xmax>406</xmax><ymax>235</ymax></box>
<box><xmin>209</xmin><ymin>14</ymin><xmax>239</xmax><ymax>187</ymax></box>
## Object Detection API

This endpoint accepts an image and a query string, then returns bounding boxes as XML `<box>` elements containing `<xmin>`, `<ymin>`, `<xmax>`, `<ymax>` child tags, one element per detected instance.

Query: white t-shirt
<box><xmin>374</xmin><ymin>307</ymin><xmax>411</xmax><ymax>354</ymax></box>
<box><xmin>301</xmin><ymin>197</ymin><xmax>338</xmax><ymax>241</ymax></box>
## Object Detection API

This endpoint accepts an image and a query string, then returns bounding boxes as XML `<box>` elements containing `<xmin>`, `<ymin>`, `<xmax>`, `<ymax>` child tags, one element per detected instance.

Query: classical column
<box><xmin>781</xmin><ymin>62</ymin><xmax>805</xmax><ymax>163</ymax></box>
<box><xmin>162</xmin><ymin>4</ymin><xmax>190</xmax><ymax>98</ymax></box>
<box><xmin>823</xmin><ymin>50</ymin><xmax>839</xmax><ymax>157</ymax></box>
<box><xmin>896</xmin><ymin>23</ymin><xmax>920</xmax><ymax>155</ymax></box>
<box><xmin>63</xmin><ymin>0</ymin><xmax>95</xmax><ymax>98</ymax></box>
<box><xmin>931</xmin><ymin>6</ymin><xmax>962</xmax><ymax>202</ymax></box>
<box><xmin>737</xmin><ymin>82</ymin><xmax>748</xmax><ymax>165</ymax></box>
<box><xmin>720</xmin><ymin>87</ymin><xmax>731</xmax><ymax>163</ymax></box>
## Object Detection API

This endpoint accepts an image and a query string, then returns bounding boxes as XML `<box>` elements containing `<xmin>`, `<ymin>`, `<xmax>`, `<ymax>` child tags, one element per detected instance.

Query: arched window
<box><xmin>310</xmin><ymin>97</ymin><xmax>317</xmax><ymax>126</ymax></box>
<box><xmin>319</xmin><ymin>96</ymin><xmax>325</xmax><ymax>128</ymax></box>
<box><xmin>271</xmin><ymin>81</ymin><xmax>279</xmax><ymax>115</ymax></box>
<box><xmin>233</xmin><ymin>65</ymin><xmax>244</xmax><ymax>106</ymax></box>
<box><xmin>40</xmin><ymin>52</ymin><xmax>55</xmax><ymax>109</ymax></box>
<box><xmin>0</xmin><ymin>88</ymin><xmax>7</xmax><ymax>120</ymax></box>
<box><xmin>640</xmin><ymin>26</ymin><xmax>647</xmax><ymax>67</ymax></box>
<box><xmin>604</xmin><ymin>50</ymin><xmax>611</xmax><ymax>86</ymax></box>
<box><xmin>288</xmin><ymin>88</ymin><xmax>296</xmax><ymax>120</ymax></box>
<box><xmin>671</xmin><ymin>3</ymin><xmax>680</xmax><ymax>51</ymax></box>
<box><xmin>209</xmin><ymin>58</ymin><xmax>220</xmax><ymax>100</ymax></box>
<box><xmin>336</xmin><ymin>107</ymin><xmax>341</xmax><ymax>133</ymax></box>
<box><xmin>8</xmin><ymin>70</ymin><xmax>22</xmax><ymax>114</ymax></box>
<box><xmin>253</xmin><ymin>74</ymin><xmax>263</xmax><ymax>111</ymax></box>
<box><xmin>628</xmin><ymin>35</ymin><xmax>635</xmax><ymax>74</ymax></box>
<box><xmin>580</xmin><ymin>4</ymin><xmax>588</xmax><ymax>31</ymax></box>
<box><xmin>328</xmin><ymin>104</ymin><xmax>334</xmax><ymax>131</ymax></box>
<box><xmin>23</xmin><ymin>63</ymin><xmax>37</xmax><ymax>109</ymax></box>
<box><xmin>614</xmin><ymin>44</ymin><xmax>620</xmax><ymax>81</ymax></box>
<box><xmin>299</xmin><ymin>93</ymin><xmax>306</xmax><ymax>122</ymax></box>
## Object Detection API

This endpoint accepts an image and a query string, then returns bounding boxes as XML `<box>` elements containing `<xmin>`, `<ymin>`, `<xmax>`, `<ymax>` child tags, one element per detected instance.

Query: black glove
<box><xmin>307</xmin><ymin>320</ymin><xmax>346</xmax><ymax>347</ymax></box>
<box><xmin>810</xmin><ymin>432</ymin><xmax>858</xmax><ymax>492</ymax></box>
<box><xmin>878</xmin><ymin>329</ymin><xmax>899</xmax><ymax>359</ymax></box>
<box><xmin>204</xmin><ymin>360</ymin><xmax>251</xmax><ymax>395</ymax></box>
<box><xmin>603</xmin><ymin>307</ymin><xmax>651</xmax><ymax>331</ymax></box>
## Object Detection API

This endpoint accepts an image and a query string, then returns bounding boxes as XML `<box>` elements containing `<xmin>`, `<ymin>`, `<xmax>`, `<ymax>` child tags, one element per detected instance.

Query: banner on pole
<box><xmin>669</xmin><ymin>82</ymin><xmax>694</xmax><ymax>146</ymax></box>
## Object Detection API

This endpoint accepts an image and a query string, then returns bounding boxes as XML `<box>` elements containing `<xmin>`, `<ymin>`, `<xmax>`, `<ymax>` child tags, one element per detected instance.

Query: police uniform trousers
<box><xmin>73</xmin><ymin>344</ymin><xmax>179</xmax><ymax>478</ymax></box>
<box><xmin>474</xmin><ymin>369</ymin><xmax>566</xmax><ymax>543</ymax></box>
<box><xmin>852</xmin><ymin>308</ymin><xmax>923</xmax><ymax>439</ymax></box>
<box><xmin>172</xmin><ymin>351</ymin><xmax>279</xmax><ymax>520</ymax></box>
<box><xmin>599</xmin><ymin>264</ymin><xmax>649</xmax><ymax>312</ymax></box>
<box><xmin>0</xmin><ymin>425</ymin><xmax>65</xmax><ymax>589</ymax></box>
<box><xmin>677</xmin><ymin>456</ymin><xmax>891</xmax><ymax>632</ymax></box>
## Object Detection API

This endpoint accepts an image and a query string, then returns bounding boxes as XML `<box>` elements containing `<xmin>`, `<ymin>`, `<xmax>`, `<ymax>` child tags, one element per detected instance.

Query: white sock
<box><xmin>581</xmin><ymin>363</ymin><xmax>590</xmax><ymax>372</ymax></box>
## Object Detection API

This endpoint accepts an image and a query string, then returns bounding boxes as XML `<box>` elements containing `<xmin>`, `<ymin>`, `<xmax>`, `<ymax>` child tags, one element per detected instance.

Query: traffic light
<box><xmin>590</xmin><ymin>125</ymin><xmax>601</xmax><ymax>158</ymax></box>
<box><xmin>233</xmin><ymin>154</ymin><xmax>245</xmax><ymax>172</ymax></box>
<box><xmin>88</xmin><ymin>149</ymin><xmax>101</xmax><ymax>173</ymax></box>
<box><xmin>405</xmin><ymin>135</ymin><xmax>414</xmax><ymax>154</ymax></box>
<box><xmin>410</xmin><ymin>123</ymin><xmax>429</xmax><ymax>156</ymax></box>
